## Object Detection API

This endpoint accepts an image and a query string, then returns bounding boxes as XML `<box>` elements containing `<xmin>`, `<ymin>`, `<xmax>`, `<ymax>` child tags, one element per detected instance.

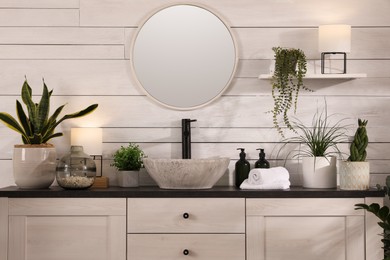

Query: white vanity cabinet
<box><xmin>0</xmin><ymin>187</ymin><xmax>384</xmax><ymax>260</ymax></box>
<box><xmin>6</xmin><ymin>198</ymin><xmax>126</xmax><ymax>260</ymax></box>
<box><xmin>246</xmin><ymin>197</ymin><xmax>383</xmax><ymax>260</ymax></box>
<box><xmin>127</xmin><ymin>198</ymin><xmax>246</xmax><ymax>260</ymax></box>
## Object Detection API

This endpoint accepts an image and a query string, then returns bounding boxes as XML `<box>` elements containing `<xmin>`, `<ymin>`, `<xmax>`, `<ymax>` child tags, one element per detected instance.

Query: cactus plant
<box><xmin>0</xmin><ymin>78</ymin><xmax>98</xmax><ymax>144</ymax></box>
<box><xmin>348</xmin><ymin>119</ymin><xmax>368</xmax><ymax>161</ymax></box>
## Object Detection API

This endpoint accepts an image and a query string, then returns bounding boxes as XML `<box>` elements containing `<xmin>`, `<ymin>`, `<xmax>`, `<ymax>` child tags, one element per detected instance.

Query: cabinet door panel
<box><xmin>9</xmin><ymin>215</ymin><xmax>126</xmax><ymax>260</ymax></box>
<box><xmin>246</xmin><ymin>198</ymin><xmax>366</xmax><ymax>260</ymax></box>
<box><xmin>128</xmin><ymin>234</ymin><xmax>245</xmax><ymax>260</ymax></box>
<box><xmin>265</xmin><ymin>217</ymin><xmax>346</xmax><ymax>260</ymax></box>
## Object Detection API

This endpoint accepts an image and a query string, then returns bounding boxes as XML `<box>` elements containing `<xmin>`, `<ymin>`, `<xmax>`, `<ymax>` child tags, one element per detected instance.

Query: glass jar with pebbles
<box><xmin>56</xmin><ymin>146</ymin><xmax>96</xmax><ymax>189</ymax></box>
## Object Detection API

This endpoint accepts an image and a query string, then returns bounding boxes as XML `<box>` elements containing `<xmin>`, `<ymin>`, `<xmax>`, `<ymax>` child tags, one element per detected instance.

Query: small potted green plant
<box><xmin>271</xmin><ymin>47</ymin><xmax>311</xmax><ymax>137</ymax></box>
<box><xmin>111</xmin><ymin>143</ymin><xmax>145</xmax><ymax>187</ymax></box>
<box><xmin>339</xmin><ymin>119</ymin><xmax>370</xmax><ymax>190</ymax></box>
<box><xmin>0</xmin><ymin>78</ymin><xmax>98</xmax><ymax>189</ymax></box>
<box><xmin>284</xmin><ymin>103</ymin><xmax>348</xmax><ymax>188</ymax></box>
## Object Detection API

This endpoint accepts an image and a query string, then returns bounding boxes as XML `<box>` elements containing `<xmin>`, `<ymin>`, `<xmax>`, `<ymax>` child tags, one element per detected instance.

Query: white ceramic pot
<box><xmin>13</xmin><ymin>144</ymin><xmax>57</xmax><ymax>189</ymax></box>
<box><xmin>302</xmin><ymin>156</ymin><xmax>337</xmax><ymax>188</ymax></box>
<box><xmin>117</xmin><ymin>170</ymin><xmax>139</xmax><ymax>187</ymax></box>
<box><xmin>339</xmin><ymin>161</ymin><xmax>370</xmax><ymax>190</ymax></box>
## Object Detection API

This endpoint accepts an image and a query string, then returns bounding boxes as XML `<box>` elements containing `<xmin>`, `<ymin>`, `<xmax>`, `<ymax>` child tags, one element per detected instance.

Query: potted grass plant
<box><xmin>285</xmin><ymin>103</ymin><xmax>348</xmax><ymax>188</ymax></box>
<box><xmin>271</xmin><ymin>47</ymin><xmax>311</xmax><ymax>137</ymax></box>
<box><xmin>111</xmin><ymin>143</ymin><xmax>145</xmax><ymax>187</ymax></box>
<box><xmin>0</xmin><ymin>78</ymin><xmax>98</xmax><ymax>189</ymax></box>
<box><xmin>340</xmin><ymin>119</ymin><xmax>370</xmax><ymax>190</ymax></box>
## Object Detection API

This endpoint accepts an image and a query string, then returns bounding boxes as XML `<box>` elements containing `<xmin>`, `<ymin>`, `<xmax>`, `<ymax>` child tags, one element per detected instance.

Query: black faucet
<box><xmin>182</xmin><ymin>119</ymin><xmax>197</xmax><ymax>159</ymax></box>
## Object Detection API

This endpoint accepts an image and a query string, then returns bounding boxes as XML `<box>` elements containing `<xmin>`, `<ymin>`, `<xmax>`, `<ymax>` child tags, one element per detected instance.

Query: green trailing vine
<box><xmin>271</xmin><ymin>47</ymin><xmax>311</xmax><ymax>137</ymax></box>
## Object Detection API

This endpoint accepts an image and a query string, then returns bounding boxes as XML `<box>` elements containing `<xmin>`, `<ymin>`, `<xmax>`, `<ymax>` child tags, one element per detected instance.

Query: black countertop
<box><xmin>0</xmin><ymin>186</ymin><xmax>385</xmax><ymax>198</ymax></box>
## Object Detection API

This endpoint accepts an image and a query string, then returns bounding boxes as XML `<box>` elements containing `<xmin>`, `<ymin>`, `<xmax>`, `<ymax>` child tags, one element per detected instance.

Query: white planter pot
<box><xmin>13</xmin><ymin>144</ymin><xmax>57</xmax><ymax>189</ymax></box>
<box><xmin>302</xmin><ymin>156</ymin><xmax>337</xmax><ymax>188</ymax></box>
<box><xmin>117</xmin><ymin>170</ymin><xmax>139</xmax><ymax>187</ymax></box>
<box><xmin>339</xmin><ymin>161</ymin><xmax>370</xmax><ymax>190</ymax></box>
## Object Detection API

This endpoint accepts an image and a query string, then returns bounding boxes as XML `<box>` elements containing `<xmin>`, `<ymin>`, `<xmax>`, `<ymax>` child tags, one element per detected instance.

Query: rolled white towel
<box><xmin>248</xmin><ymin>167</ymin><xmax>289</xmax><ymax>185</ymax></box>
<box><xmin>240</xmin><ymin>179</ymin><xmax>290</xmax><ymax>190</ymax></box>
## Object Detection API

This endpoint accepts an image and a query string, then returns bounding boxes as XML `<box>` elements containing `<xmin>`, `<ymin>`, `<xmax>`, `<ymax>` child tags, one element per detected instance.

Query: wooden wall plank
<box><xmin>0</xmin><ymin>0</ymin><xmax>79</xmax><ymax>8</ymax></box>
<box><xmin>0</xmin><ymin>27</ymin><xmax>124</xmax><ymax>44</ymax></box>
<box><xmin>0</xmin><ymin>60</ymin><xmax>388</xmax><ymax>97</ymax></box>
<box><xmin>0</xmin><ymin>45</ymin><xmax>124</xmax><ymax>59</ymax></box>
<box><xmin>0</xmin><ymin>9</ymin><xmax>79</xmax><ymax>26</ymax></box>
<box><xmin>125</xmin><ymin>27</ymin><xmax>390</xmax><ymax>60</ymax></box>
<box><xmin>80</xmin><ymin>0</ymin><xmax>390</xmax><ymax>27</ymax></box>
<box><xmin>0</xmin><ymin>160</ymin><xmax>14</xmax><ymax>188</ymax></box>
<box><xmin>0</xmin><ymin>60</ymin><xmax>138</xmax><ymax>95</ymax></box>
<box><xmin>0</xmin><ymin>96</ymin><xmax>388</xmax><ymax>128</ymax></box>
<box><xmin>234</xmin><ymin>28</ymin><xmax>390</xmax><ymax>59</ymax></box>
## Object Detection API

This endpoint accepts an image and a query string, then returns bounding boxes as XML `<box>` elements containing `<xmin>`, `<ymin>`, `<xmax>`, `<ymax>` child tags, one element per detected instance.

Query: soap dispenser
<box><xmin>235</xmin><ymin>148</ymin><xmax>251</xmax><ymax>188</ymax></box>
<box><xmin>255</xmin><ymin>148</ymin><xmax>270</xmax><ymax>169</ymax></box>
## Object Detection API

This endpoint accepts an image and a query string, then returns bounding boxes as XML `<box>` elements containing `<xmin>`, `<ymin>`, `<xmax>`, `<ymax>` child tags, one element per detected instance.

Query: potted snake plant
<box><xmin>0</xmin><ymin>78</ymin><xmax>98</xmax><ymax>189</ymax></box>
<box><xmin>339</xmin><ymin>119</ymin><xmax>370</xmax><ymax>190</ymax></box>
<box><xmin>271</xmin><ymin>47</ymin><xmax>311</xmax><ymax>137</ymax></box>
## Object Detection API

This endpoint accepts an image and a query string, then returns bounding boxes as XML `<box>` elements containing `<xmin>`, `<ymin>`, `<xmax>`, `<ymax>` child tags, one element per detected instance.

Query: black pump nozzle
<box><xmin>256</xmin><ymin>148</ymin><xmax>266</xmax><ymax>159</ymax></box>
<box><xmin>237</xmin><ymin>148</ymin><xmax>246</xmax><ymax>160</ymax></box>
<box><xmin>255</xmin><ymin>148</ymin><xmax>270</xmax><ymax>168</ymax></box>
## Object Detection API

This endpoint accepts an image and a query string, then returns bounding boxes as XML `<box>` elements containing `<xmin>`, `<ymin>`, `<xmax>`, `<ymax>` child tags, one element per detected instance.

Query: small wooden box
<box><xmin>91</xmin><ymin>177</ymin><xmax>109</xmax><ymax>188</ymax></box>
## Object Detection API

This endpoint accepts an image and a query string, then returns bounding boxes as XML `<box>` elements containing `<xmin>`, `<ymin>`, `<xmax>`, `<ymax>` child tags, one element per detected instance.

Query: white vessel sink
<box><xmin>143</xmin><ymin>157</ymin><xmax>230</xmax><ymax>189</ymax></box>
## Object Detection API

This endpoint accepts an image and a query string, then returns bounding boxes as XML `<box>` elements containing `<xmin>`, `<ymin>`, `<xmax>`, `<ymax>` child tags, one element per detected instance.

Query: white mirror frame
<box><xmin>131</xmin><ymin>4</ymin><xmax>238</xmax><ymax>110</ymax></box>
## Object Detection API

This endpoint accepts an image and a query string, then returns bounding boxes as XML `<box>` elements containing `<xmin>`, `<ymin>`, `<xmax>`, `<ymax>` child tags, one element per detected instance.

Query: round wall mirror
<box><xmin>131</xmin><ymin>4</ymin><xmax>237</xmax><ymax>110</ymax></box>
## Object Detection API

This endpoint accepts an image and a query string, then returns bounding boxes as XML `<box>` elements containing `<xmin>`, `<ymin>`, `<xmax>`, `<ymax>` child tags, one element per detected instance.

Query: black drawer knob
<box><xmin>183</xmin><ymin>249</ymin><xmax>189</xmax><ymax>255</ymax></box>
<box><xmin>183</xmin><ymin>212</ymin><xmax>189</xmax><ymax>219</ymax></box>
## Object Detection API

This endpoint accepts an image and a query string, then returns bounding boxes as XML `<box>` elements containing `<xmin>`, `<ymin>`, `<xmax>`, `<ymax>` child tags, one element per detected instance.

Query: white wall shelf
<box><xmin>258</xmin><ymin>73</ymin><xmax>367</xmax><ymax>79</ymax></box>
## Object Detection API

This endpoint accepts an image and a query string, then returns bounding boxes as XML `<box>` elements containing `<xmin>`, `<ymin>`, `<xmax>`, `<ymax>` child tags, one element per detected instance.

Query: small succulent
<box><xmin>348</xmin><ymin>119</ymin><xmax>368</xmax><ymax>161</ymax></box>
<box><xmin>0</xmin><ymin>78</ymin><xmax>98</xmax><ymax>144</ymax></box>
<box><xmin>111</xmin><ymin>143</ymin><xmax>146</xmax><ymax>171</ymax></box>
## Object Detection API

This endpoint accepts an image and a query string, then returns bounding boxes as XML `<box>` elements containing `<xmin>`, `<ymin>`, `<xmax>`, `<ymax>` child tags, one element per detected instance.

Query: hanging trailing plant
<box><xmin>271</xmin><ymin>47</ymin><xmax>311</xmax><ymax>137</ymax></box>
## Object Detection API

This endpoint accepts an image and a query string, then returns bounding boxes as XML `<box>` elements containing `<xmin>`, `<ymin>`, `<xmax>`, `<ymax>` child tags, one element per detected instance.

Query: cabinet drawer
<box><xmin>127</xmin><ymin>198</ymin><xmax>245</xmax><ymax>233</ymax></box>
<box><xmin>128</xmin><ymin>234</ymin><xmax>245</xmax><ymax>260</ymax></box>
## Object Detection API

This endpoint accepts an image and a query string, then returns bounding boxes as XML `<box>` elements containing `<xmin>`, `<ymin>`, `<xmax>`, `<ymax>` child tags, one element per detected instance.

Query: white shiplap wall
<box><xmin>0</xmin><ymin>0</ymin><xmax>389</xmax><ymax>187</ymax></box>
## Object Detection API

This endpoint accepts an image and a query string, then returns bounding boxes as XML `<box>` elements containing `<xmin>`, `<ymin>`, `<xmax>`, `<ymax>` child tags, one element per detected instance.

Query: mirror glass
<box><xmin>132</xmin><ymin>4</ymin><xmax>237</xmax><ymax>109</ymax></box>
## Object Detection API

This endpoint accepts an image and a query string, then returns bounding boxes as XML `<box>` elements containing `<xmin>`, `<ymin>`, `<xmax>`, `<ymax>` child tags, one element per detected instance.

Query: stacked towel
<box><xmin>240</xmin><ymin>167</ymin><xmax>290</xmax><ymax>190</ymax></box>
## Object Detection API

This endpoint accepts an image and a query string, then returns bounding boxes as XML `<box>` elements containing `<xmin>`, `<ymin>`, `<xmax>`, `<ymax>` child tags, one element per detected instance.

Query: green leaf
<box><xmin>16</xmin><ymin>100</ymin><xmax>31</xmax><ymax>138</ymax></box>
<box><xmin>21</xmin><ymin>79</ymin><xmax>38</xmax><ymax>130</ymax></box>
<box><xmin>53</xmin><ymin>104</ymin><xmax>98</xmax><ymax>129</ymax></box>
<box><xmin>41</xmin><ymin>132</ymin><xmax>63</xmax><ymax>144</ymax></box>
<box><xmin>379</xmin><ymin>207</ymin><xmax>390</xmax><ymax>221</ymax></box>
<box><xmin>368</xmin><ymin>203</ymin><xmax>381</xmax><ymax>214</ymax></box>
<box><xmin>0</xmin><ymin>112</ymin><xmax>26</xmax><ymax>137</ymax></box>
<box><xmin>36</xmin><ymin>80</ymin><xmax>50</xmax><ymax>133</ymax></box>
<box><xmin>355</xmin><ymin>203</ymin><xmax>369</xmax><ymax>210</ymax></box>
